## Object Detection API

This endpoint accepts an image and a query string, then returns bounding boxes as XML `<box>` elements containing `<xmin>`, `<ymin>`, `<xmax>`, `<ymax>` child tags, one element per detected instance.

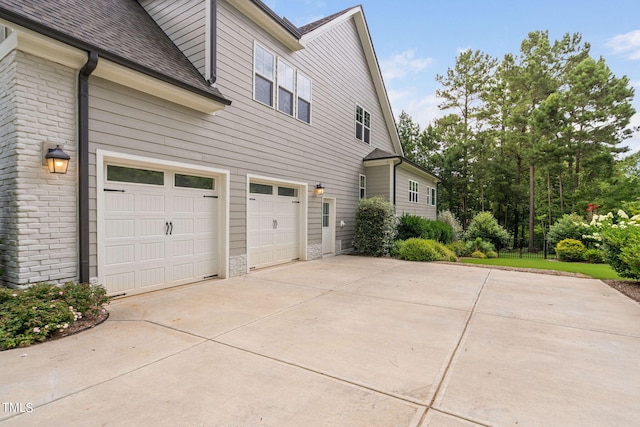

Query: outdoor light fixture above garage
<box><xmin>45</xmin><ymin>145</ymin><xmax>71</xmax><ymax>174</ymax></box>
<box><xmin>315</xmin><ymin>183</ymin><xmax>325</xmax><ymax>196</ymax></box>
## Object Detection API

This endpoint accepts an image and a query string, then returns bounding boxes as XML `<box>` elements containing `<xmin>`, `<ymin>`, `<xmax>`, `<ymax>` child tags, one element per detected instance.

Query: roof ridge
<box><xmin>299</xmin><ymin>6</ymin><xmax>358</xmax><ymax>34</ymax></box>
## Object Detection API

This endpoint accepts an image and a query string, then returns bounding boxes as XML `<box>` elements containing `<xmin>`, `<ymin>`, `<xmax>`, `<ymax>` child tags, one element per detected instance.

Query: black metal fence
<box><xmin>496</xmin><ymin>238</ymin><xmax>555</xmax><ymax>259</ymax></box>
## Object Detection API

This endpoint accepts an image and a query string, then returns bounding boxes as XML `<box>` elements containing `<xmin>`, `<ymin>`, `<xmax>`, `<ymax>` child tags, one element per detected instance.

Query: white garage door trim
<box><xmin>96</xmin><ymin>150</ymin><xmax>230</xmax><ymax>296</ymax></box>
<box><xmin>246</xmin><ymin>174</ymin><xmax>308</xmax><ymax>271</ymax></box>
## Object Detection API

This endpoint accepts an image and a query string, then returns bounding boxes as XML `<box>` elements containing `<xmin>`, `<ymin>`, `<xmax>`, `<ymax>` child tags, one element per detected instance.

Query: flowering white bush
<box><xmin>582</xmin><ymin>210</ymin><xmax>640</xmax><ymax>279</ymax></box>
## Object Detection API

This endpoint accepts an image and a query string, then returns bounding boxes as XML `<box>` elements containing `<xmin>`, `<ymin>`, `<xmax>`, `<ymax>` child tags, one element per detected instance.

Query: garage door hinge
<box><xmin>203</xmin><ymin>195</ymin><xmax>218</xmax><ymax>198</ymax></box>
<box><xmin>249</xmin><ymin>197</ymin><xmax>256</xmax><ymax>201</ymax></box>
<box><xmin>203</xmin><ymin>274</ymin><xmax>218</xmax><ymax>279</ymax></box>
<box><xmin>104</xmin><ymin>188</ymin><xmax>125</xmax><ymax>192</ymax></box>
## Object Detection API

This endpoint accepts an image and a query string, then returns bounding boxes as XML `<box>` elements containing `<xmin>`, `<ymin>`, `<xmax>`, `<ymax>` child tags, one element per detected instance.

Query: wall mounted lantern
<box><xmin>315</xmin><ymin>183</ymin><xmax>325</xmax><ymax>196</ymax></box>
<box><xmin>45</xmin><ymin>145</ymin><xmax>70</xmax><ymax>174</ymax></box>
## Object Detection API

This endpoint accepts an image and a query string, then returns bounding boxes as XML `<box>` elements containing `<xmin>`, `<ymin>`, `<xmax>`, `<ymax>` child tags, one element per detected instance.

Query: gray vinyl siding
<box><xmin>140</xmin><ymin>0</ymin><xmax>207</xmax><ymax>78</ymax></box>
<box><xmin>365</xmin><ymin>165</ymin><xmax>391</xmax><ymax>200</ymax></box>
<box><xmin>85</xmin><ymin>1</ymin><xmax>399</xmax><ymax>271</ymax></box>
<box><xmin>395</xmin><ymin>167</ymin><xmax>437</xmax><ymax>219</ymax></box>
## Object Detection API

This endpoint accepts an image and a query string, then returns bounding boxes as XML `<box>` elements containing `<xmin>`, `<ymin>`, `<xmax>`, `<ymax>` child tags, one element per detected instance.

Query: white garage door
<box><xmin>248</xmin><ymin>182</ymin><xmax>300</xmax><ymax>269</ymax></box>
<box><xmin>102</xmin><ymin>164</ymin><xmax>218</xmax><ymax>295</ymax></box>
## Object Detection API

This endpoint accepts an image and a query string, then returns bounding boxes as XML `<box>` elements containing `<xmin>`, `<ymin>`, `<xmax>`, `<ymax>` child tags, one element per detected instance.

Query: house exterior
<box><xmin>0</xmin><ymin>0</ymin><xmax>440</xmax><ymax>296</ymax></box>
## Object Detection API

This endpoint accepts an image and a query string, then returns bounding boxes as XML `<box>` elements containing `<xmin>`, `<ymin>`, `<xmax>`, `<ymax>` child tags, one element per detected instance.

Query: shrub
<box><xmin>592</xmin><ymin>210</ymin><xmax>640</xmax><ymax>279</ymax></box>
<box><xmin>583</xmin><ymin>249</ymin><xmax>605</xmax><ymax>264</ymax></box>
<box><xmin>471</xmin><ymin>250</ymin><xmax>487</xmax><ymax>259</ymax></box>
<box><xmin>0</xmin><ymin>282</ymin><xmax>111</xmax><ymax>350</ymax></box>
<box><xmin>353</xmin><ymin>197</ymin><xmax>396</xmax><ymax>257</ymax></box>
<box><xmin>547</xmin><ymin>213</ymin><xmax>585</xmax><ymax>250</ymax></box>
<box><xmin>465</xmin><ymin>237</ymin><xmax>495</xmax><ymax>256</ymax></box>
<box><xmin>447</xmin><ymin>241</ymin><xmax>468</xmax><ymax>257</ymax></box>
<box><xmin>390</xmin><ymin>240</ymin><xmax>405</xmax><ymax>258</ymax></box>
<box><xmin>464</xmin><ymin>212</ymin><xmax>510</xmax><ymax>248</ymax></box>
<box><xmin>396</xmin><ymin>214</ymin><xmax>453</xmax><ymax>243</ymax></box>
<box><xmin>555</xmin><ymin>238</ymin><xmax>586</xmax><ymax>262</ymax></box>
<box><xmin>437</xmin><ymin>210</ymin><xmax>463</xmax><ymax>241</ymax></box>
<box><xmin>485</xmin><ymin>250</ymin><xmax>498</xmax><ymax>258</ymax></box>
<box><xmin>393</xmin><ymin>238</ymin><xmax>457</xmax><ymax>262</ymax></box>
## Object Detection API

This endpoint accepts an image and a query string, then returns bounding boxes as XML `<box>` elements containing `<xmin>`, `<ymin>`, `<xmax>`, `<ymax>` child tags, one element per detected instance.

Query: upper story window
<box><xmin>297</xmin><ymin>73</ymin><xmax>312</xmax><ymax>124</ymax></box>
<box><xmin>277</xmin><ymin>59</ymin><xmax>295</xmax><ymax>116</ymax></box>
<box><xmin>253</xmin><ymin>42</ymin><xmax>312</xmax><ymax>124</ymax></box>
<box><xmin>355</xmin><ymin>105</ymin><xmax>371</xmax><ymax>144</ymax></box>
<box><xmin>254</xmin><ymin>43</ymin><xmax>275</xmax><ymax>107</ymax></box>
<box><xmin>430</xmin><ymin>186</ymin><xmax>436</xmax><ymax>206</ymax></box>
<box><xmin>409</xmin><ymin>180</ymin><xmax>419</xmax><ymax>203</ymax></box>
<box><xmin>359</xmin><ymin>174</ymin><xmax>366</xmax><ymax>199</ymax></box>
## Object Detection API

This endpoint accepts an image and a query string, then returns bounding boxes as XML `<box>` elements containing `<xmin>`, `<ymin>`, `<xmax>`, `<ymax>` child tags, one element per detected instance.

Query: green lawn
<box><xmin>461</xmin><ymin>257</ymin><xmax>622</xmax><ymax>280</ymax></box>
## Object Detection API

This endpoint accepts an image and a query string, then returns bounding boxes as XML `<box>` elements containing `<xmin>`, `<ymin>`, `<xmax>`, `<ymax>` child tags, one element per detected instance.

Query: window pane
<box><xmin>356</xmin><ymin>106</ymin><xmax>363</xmax><ymax>123</ymax></box>
<box><xmin>297</xmin><ymin>73</ymin><xmax>311</xmax><ymax>101</ymax></box>
<box><xmin>364</xmin><ymin>111</ymin><xmax>371</xmax><ymax>127</ymax></box>
<box><xmin>297</xmin><ymin>99</ymin><xmax>310</xmax><ymax>123</ymax></box>
<box><xmin>356</xmin><ymin>123</ymin><xmax>363</xmax><ymax>140</ymax></box>
<box><xmin>175</xmin><ymin>173</ymin><xmax>215</xmax><ymax>190</ymax></box>
<box><xmin>278</xmin><ymin>60</ymin><xmax>295</xmax><ymax>91</ymax></box>
<box><xmin>364</xmin><ymin>127</ymin><xmax>370</xmax><ymax>144</ymax></box>
<box><xmin>250</xmin><ymin>183</ymin><xmax>273</xmax><ymax>195</ymax></box>
<box><xmin>255</xmin><ymin>75</ymin><xmax>273</xmax><ymax>106</ymax></box>
<box><xmin>107</xmin><ymin>165</ymin><xmax>164</xmax><ymax>185</ymax></box>
<box><xmin>255</xmin><ymin>45</ymin><xmax>274</xmax><ymax>78</ymax></box>
<box><xmin>278</xmin><ymin>186</ymin><xmax>297</xmax><ymax>197</ymax></box>
<box><xmin>278</xmin><ymin>88</ymin><xmax>293</xmax><ymax>115</ymax></box>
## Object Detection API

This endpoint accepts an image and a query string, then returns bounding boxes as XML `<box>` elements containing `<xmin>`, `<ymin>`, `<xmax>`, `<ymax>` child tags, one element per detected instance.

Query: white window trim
<box><xmin>426</xmin><ymin>185</ymin><xmax>432</xmax><ymax>205</ymax></box>
<box><xmin>355</xmin><ymin>104</ymin><xmax>371</xmax><ymax>144</ymax></box>
<box><xmin>253</xmin><ymin>42</ymin><xmax>275</xmax><ymax>107</ymax></box>
<box><xmin>359</xmin><ymin>174</ymin><xmax>366</xmax><ymax>199</ymax></box>
<box><xmin>409</xmin><ymin>179</ymin><xmax>419</xmax><ymax>203</ymax></box>
<box><xmin>277</xmin><ymin>58</ymin><xmax>295</xmax><ymax>116</ymax></box>
<box><xmin>431</xmin><ymin>186</ymin><xmax>437</xmax><ymax>206</ymax></box>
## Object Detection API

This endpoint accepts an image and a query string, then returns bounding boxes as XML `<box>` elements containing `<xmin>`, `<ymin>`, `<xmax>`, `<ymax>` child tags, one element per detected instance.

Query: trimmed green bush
<box><xmin>555</xmin><ymin>238</ymin><xmax>586</xmax><ymax>262</ymax></box>
<box><xmin>353</xmin><ymin>197</ymin><xmax>396</xmax><ymax>257</ymax></box>
<box><xmin>447</xmin><ymin>241</ymin><xmax>468</xmax><ymax>257</ymax></box>
<box><xmin>485</xmin><ymin>250</ymin><xmax>498</xmax><ymax>258</ymax></box>
<box><xmin>1</xmin><ymin>282</ymin><xmax>111</xmax><ymax>350</ymax></box>
<box><xmin>464</xmin><ymin>212</ymin><xmax>510</xmax><ymax>248</ymax></box>
<box><xmin>583</xmin><ymin>249</ymin><xmax>605</xmax><ymax>264</ymax></box>
<box><xmin>396</xmin><ymin>214</ymin><xmax>453</xmax><ymax>243</ymax></box>
<box><xmin>394</xmin><ymin>238</ymin><xmax>457</xmax><ymax>262</ymax></box>
<box><xmin>547</xmin><ymin>213</ymin><xmax>585</xmax><ymax>250</ymax></box>
<box><xmin>471</xmin><ymin>250</ymin><xmax>487</xmax><ymax>259</ymax></box>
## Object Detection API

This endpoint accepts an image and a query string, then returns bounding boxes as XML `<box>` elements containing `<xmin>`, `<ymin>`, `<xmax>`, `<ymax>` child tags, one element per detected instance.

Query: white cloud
<box><xmin>380</xmin><ymin>49</ymin><xmax>433</xmax><ymax>81</ymax></box>
<box><xmin>606</xmin><ymin>30</ymin><xmax>640</xmax><ymax>60</ymax></box>
<box><xmin>387</xmin><ymin>88</ymin><xmax>442</xmax><ymax>130</ymax></box>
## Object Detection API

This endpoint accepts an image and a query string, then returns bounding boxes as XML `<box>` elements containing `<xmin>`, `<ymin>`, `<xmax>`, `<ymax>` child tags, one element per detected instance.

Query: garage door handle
<box><xmin>169</xmin><ymin>221</ymin><xmax>173</xmax><ymax>235</ymax></box>
<box><xmin>165</xmin><ymin>221</ymin><xmax>169</xmax><ymax>235</ymax></box>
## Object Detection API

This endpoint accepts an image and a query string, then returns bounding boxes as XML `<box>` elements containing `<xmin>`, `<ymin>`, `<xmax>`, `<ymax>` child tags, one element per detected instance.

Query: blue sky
<box><xmin>265</xmin><ymin>0</ymin><xmax>640</xmax><ymax>154</ymax></box>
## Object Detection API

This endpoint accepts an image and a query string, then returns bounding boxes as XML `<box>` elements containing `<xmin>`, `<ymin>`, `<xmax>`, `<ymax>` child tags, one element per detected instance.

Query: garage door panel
<box><xmin>139</xmin><ymin>194</ymin><xmax>166</xmax><ymax>213</ymax></box>
<box><xmin>103</xmin><ymin>165</ymin><xmax>219</xmax><ymax>296</ymax></box>
<box><xmin>105</xmin><ymin>219</ymin><xmax>134</xmax><ymax>238</ymax></box>
<box><xmin>105</xmin><ymin>193</ymin><xmax>135</xmax><ymax>212</ymax></box>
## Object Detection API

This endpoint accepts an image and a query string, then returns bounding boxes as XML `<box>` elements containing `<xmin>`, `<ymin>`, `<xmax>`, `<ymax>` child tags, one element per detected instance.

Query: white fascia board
<box><xmin>92</xmin><ymin>59</ymin><xmax>226</xmax><ymax>114</ymax></box>
<box><xmin>301</xmin><ymin>7</ymin><xmax>404</xmax><ymax>156</ymax></box>
<box><xmin>227</xmin><ymin>0</ymin><xmax>305</xmax><ymax>51</ymax></box>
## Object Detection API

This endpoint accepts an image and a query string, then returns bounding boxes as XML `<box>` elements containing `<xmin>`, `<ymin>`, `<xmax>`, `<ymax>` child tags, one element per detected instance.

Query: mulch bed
<box><xmin>48</xmin><ymin>311</ymin><xmax>110</xmax><ymax>341</ymax></box>
<box><xmin>602</xmin><ymin>280</ymin><xmax>640</xmax><ymax>304</ymax></box>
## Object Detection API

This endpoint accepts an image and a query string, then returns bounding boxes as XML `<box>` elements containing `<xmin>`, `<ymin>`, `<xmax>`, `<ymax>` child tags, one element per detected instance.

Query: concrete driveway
<box><xmin>2</xmin><ymin>256</ymin><xmax>640</xmax><ymax>426</ymax></box>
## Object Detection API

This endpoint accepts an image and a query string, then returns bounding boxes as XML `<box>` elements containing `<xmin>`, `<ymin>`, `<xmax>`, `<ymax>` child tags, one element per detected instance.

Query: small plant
<box><xmin>0</xmin><ymin>282</ymin><xmax>111</xmax><ymax>350</ymax></box>
<box><xmin>471</xmin><ymin>250</ymin><xmax>487</xmax><ymax>259</ymax></box>
<box><xmin>465</xmin><ymin>237</ymin><xmax>496</xmax><ymax>256</ymax></box>
<box><xmin>583</xmin><ymin>249</ymin><xmax>605</xmax><ymax>264</ymax></box>
<box><xmin>353</xmin><ymin>197</ymin><xmax>396</xmax><ymax>257</ymax></box>
<box><xmin>555</xmin><ymin>238</ymin><xmax>586</xmax><ymax>262</ymax></box>
<box><xmin>393</xmin><ymin>238</ymin><xmax>457</xmax><ymax>262</ymax></box>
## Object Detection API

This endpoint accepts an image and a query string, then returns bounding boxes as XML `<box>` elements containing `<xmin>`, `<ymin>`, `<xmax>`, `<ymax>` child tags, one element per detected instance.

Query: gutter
<box><xmin>78</xmin><ymin>52</ymin><xmax>98</xmax><ymax>283</ymax></box>
<box><xmin>208</xmin><ymin>0</ymin><xmax>217</xmax><ymax>84</ymax></box>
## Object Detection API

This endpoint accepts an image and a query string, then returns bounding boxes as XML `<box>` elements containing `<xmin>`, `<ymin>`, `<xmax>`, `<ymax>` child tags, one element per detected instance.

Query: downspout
<box><xmin>78</xmin><ymin>52</ymin><xmax>98</xmax><ymax>283</ymax></box>
<box><xmin>393</xmin><ymin>157</ymin><xmax>403</xmax><ymax>206</ymax></box>
<box><xmin>207</xmin><ymin>0</ymin><xmax>217</xmax><ymax>84</ymax></box>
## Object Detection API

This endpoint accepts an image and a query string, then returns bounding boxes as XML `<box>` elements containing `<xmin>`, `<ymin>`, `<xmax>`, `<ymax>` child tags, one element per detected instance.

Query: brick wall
<box><xmin>0</xmin><ymin>50</ymin><xmax>78</xmax><ymax>286</ymax></box>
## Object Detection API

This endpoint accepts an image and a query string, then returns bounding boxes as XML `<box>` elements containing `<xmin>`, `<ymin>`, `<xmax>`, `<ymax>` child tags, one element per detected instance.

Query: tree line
<box><xmin>398</xmin><ymin>30</ymin><xmax>640</xmax><ymax>249</ymax></box>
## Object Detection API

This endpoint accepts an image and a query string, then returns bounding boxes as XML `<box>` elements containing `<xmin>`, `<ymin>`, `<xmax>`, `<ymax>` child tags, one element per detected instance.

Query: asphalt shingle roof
<box><xmin>0</xmin><ymin>0</ymin><xmax>230</xmax><ymax>105</ymax></box>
